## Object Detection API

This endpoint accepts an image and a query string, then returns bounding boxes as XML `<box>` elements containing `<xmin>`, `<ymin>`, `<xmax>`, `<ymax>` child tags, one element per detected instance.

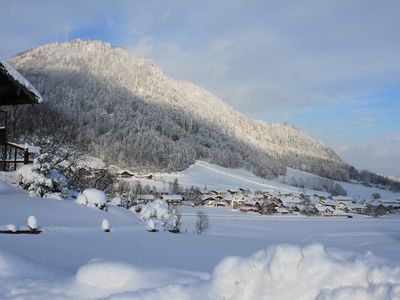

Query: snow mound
<box><xmin>1</xmin><ymin>243</ymin><xmax>399</xmax><ymax>299</ymax></box>
<box><xmin>5</xmin><ymin>224</ymin><xmax>18</xmax><ymax>232</ymax></box>
<box><xmin>209</xmin><ymin>244</ymin><xmax>400</xmax><ymax>300</ymax></box>
<box><xmin>75</xmin><ymin>259</ymin><xmax>203</xmax><ymax>293</ymax></box>
<box><xmin>77</xmin><ymin>244</ymin><xmax>400</xmax><ymax>299</ymax></box>
<box><xmin>76</xmin><ymin>188</ymin><xmax>107</xmax><ymax>210</ymax></box>
<box><xmin>0</xmin><ymin>249</ymin><xmax>60</xmax><ymax>279</ymax></box>
<box><xmin>76</xmin><ymin>260</ymin><xmax>144</xmax><ymax>290</ymax></box>
<box><xmin>27</xmin><ymin>215</ymin><xmax>38</xmax><ymax>230</ymax></box>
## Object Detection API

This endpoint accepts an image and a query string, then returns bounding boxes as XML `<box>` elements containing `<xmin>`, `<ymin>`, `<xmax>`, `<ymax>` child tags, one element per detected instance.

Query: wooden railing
<box><xmin>1</xmin><ymin>142</ymin><xmax>34</xmax><ymax>171</ymax></box>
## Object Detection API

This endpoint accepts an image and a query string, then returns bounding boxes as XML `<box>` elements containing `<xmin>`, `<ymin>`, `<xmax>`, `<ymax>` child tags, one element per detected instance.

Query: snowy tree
<box><xmin>195</xmin><ymin>210</ymin><xmax>209</xmax><ymax>234</ymax></box>
<box><xmin>27</xmin><ymin>215</ymin><xmax>38</xmax><ymax>231</ymax></box>
<box><xmin>372</xmin><ymin>192</ymin><xmax>381</xmax><ymax>200</ymax></box>
<box><xmin>15</xmin><ymin>153</ymin><xmax>69</xmax><ymax>198</ymax></box>
<box><xmin>102</xmin><ymin>219</ymin><xmax>111</xmax><ymax>232</ymax></box>
<box><xmin>167</xmin><ymin>206</ymin><xmax>182</xmax><ymax>233</ymax></box>
<box><xmin>147</xmin><ymin>219</ymin><xmax>158</xmax><ymax>232</ymax></box>
<box><xmin>171</xmin><ymin>178</ymin><xmax>180</xmax><ymax>194</ymax></box>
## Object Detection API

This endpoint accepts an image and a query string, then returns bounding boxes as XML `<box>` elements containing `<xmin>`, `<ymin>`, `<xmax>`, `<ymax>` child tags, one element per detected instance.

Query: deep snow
<box><xmin>1</xmin><ymin>174</ymin><xmax>400</xmax><ymax>299</ymax></box>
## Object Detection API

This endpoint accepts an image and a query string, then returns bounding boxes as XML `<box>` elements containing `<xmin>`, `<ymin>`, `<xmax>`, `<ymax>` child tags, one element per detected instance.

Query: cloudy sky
<box><xmin>1</xmin><ymin>0</ymin><xmax>399</xmax><ymax>175</ymax></box>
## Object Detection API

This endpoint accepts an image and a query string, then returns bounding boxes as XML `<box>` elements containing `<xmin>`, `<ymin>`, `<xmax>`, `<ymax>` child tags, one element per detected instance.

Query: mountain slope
<box><xmin>9</xmin><ymin>39</ymin><xmax>349</xmax><ymax>180</ymax></box>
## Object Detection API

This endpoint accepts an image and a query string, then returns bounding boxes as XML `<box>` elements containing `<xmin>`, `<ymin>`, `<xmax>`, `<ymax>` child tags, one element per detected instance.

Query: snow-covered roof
<box><xmin>324</xmin><ymin>199</ymin><xmax>337</xmax><ymax>207</ymax></box>
<box><xmin>332</xmin><ymin>196</ymin><xmax>353</xmax><ymax>202</ymax></box>
<box><xmin>0</xmin><ymin>59</ymin><xmax>43</xmax><ymax>105</ymax></box>
<box><xmin>315</xmin><ymin>204</ymin><xmax>334</xmax><ymax>213</ymax></box>
<box><xmin>276</xmin><ymin>207</ymin><xmax>289</xmax><ymax>213</ymax></box>
<box><xmin>347</xmin><ymin>203</ymin><xmax>365</xmax><ymax>209</ymax></box>
<box><xmin>161</xmin><ymin>195</ymin><xmax>183</xmax><ymax>201</ymax></box>
<box><xmin>202</xmin><ymin>195</ymin><xmax>217</xmax><ymax>201</ymax></box>
<box><xmin>138</xmin><ymin>195</ymin><xmax>155</xmax><ymax>200</ymax></box>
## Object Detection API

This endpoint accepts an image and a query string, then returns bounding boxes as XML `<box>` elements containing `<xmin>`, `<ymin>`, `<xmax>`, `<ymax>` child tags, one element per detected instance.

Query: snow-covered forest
<box><xmin>7</xmin><ymin>39</ymin><xmax>351</xmax><ymax>181</ymax></box>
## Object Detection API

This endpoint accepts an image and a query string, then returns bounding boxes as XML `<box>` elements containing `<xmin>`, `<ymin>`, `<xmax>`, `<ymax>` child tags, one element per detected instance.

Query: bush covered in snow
<box><xmin>147</xmin><ymin>219</ymin><xmax>157</xmax><ymax>232</ymax></box>
<box><xmin>15</xmin><ymin>153</ymin><xmax>69</xmax><ymax>198</ymax></box>
<box><xmin>27</xmin><ymin>216</ymin><xmax>38</xmax><ymax>230</ymax></box>
<box><xmin>138</xmin><ymin>199</ymin><xmax>183</xmax><ymax>232</ymax></box>
<box><xmin>109</xmin><ymin>196</ymin><xmax>122</xmax><ymax>206</ymax></box>
<box><xmin>101</xmin><ymin>219</ymin><xmax>110</xmax><ymax>232</ymax></box>
<box><xmin>139</xmin><ymin>199</ymin><xmax>169</xmax><ymax>221</ymax></box>
<box><xmin>76</xmin><ymin>188</ymin><xmax>107</xmax><ymax>211</ymax></box>
<box><xmin>5</xmin><ymin>224</ymin><xmax>18</xmax><ymax>233</ymax></box>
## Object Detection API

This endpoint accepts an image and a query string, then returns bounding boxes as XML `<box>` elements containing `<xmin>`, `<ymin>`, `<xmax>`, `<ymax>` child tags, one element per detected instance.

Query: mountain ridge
<box><xmin>8</xmin><ymin>39</ymin><xmax>350</xmax><ymax>180</ymax></box>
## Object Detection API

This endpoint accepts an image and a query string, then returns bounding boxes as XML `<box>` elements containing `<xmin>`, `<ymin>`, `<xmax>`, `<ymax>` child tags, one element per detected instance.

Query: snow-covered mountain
<box><xmin>9</xmin><ymin>39</ymin><xmax>349</xmax><ymax>180</ymax></box>
<box><xmin>388</xmin><ymin>176</ymin><xmax>400</xmax><ymax>183</ymax></box>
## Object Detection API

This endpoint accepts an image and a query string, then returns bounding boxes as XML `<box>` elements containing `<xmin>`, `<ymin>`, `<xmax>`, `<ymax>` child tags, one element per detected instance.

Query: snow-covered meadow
<box><xmin>1</xmin><ymin>178</ymin><xmax>400</xmax><ymax>299</ymax></box>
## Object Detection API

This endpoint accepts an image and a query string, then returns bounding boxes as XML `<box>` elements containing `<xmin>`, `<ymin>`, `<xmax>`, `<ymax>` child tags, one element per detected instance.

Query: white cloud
<box><xmin>333</xmin><ymin>137</ymin><xmax>400</xmax><ymax>175</ymax></box>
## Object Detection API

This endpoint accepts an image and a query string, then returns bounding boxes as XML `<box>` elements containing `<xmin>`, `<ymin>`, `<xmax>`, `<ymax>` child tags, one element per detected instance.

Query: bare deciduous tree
<box><xmin>195</xmin><ymin>210</ymin><xmax>209</xmax><ymax>234</ymax></box>
<box><xmin>168</xmin><ymin>206</ymin><xmax>182</xmax><ymax>233</ymax></box>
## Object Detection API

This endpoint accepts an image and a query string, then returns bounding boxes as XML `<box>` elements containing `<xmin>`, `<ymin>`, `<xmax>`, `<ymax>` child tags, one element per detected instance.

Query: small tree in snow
<box><xmin>6</xmin><ymin>224</ymin><xmax>18</xmax><ymax>233</ymax></box>
<box><xmin>171</xmin><ymin>178</ymin><xmax>180</xmax><ymax>194</ymax></box>
<box><xmin>27</xmin><ymin>215</ymin><xmax>38</xmax><ymax>231</ymax></box>
<box><xmin>372</xmin><ymin>192</ymin><xmax>381</xmax><ymax>200</ymax></box>
<box><xmin>16</xmin><ymin>153</ymin><xmax>68</xmax><ymax>198</ymax></box>
<box><xmin>147</xmin><ymin>219</ymin><xmax>158</xmax><ymax>232</ymax></box>
<box><xmin>196</xmin><ymin>210</ymin><xmax>209</xmax><ymax>234</ymax></box>
<box><xmin>168</xmin><ymin>206</ymin><xmax>182</xmax><ymax>233</ymax></box>
<box><xmin>102</xmin><ymin>219</ymin><xmax>110</xmax><ymax>232</ymax></box>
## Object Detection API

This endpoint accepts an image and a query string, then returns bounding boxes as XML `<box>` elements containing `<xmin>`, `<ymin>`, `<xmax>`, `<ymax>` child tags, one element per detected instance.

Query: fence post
<box><xmin>24</xmin><ymin>148</ymin><xmax>29</xmax><ymax>164</ymax></box>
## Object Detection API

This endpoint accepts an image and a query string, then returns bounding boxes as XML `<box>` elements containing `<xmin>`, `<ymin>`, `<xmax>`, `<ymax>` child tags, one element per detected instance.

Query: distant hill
<box><xmin>9</xmin><ymin>39</ymin><xmax>351</xmax><ymax>180</ymax></box>
<box><xmin>388</xmin><ymin>176</ymin><xmax>400</xmax><ymax>183</ymax></box>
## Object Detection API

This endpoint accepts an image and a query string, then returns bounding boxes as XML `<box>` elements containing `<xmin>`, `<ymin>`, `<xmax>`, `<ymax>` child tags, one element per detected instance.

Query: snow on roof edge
<box><xmin>0</xmin><ymin>58</ymin><xmax>43</xmax><ymax>103</ymax></box>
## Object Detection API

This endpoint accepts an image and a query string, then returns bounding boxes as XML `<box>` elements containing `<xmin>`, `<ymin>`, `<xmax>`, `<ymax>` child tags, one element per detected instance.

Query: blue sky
<box><xmin>1</xmin><ymin>0</ymin><xmax>399</xmax><ymax>175</ymax></box>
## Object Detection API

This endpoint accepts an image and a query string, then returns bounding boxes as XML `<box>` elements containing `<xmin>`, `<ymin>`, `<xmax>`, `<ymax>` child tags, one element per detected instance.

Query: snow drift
<box><xmin>96</xmin><ymin>243</ymin><xmax>400</xmax><ymax>300</ymax></box>
<box><xmin>1</xmin><ymin>243</ymin><xmax>399</xmax><ymax>299</ymax></box>
<box><xmin>208</xmin><ymin>243</ymin><xmax>400</xmax><ymax>300</ymax></box>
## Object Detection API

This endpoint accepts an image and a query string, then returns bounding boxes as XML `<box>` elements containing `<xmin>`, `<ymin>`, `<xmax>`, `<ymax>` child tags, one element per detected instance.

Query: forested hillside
<box><xmin>8</xmin><ymin>39</ymin><xmax>350</xmax><ymax>180</ymax></box>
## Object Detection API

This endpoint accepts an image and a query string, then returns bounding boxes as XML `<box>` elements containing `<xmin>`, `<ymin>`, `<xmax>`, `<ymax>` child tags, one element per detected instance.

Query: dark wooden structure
<box><xmin>0</xmin><ymin>60</ymin><xmax>42</xmax><ymax>170</ymax></box>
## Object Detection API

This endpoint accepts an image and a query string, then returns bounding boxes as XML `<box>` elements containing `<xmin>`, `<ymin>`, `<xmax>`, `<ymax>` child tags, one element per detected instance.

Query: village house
<box><xmin>201</xmin><ymin>195</ymin><xmax>228</xmax><ymax>207</ymax></box>
<box><xmin>239</xmin><ymin>206</ymin><xmax>259</xmax><ymax>213</ymax></box>
<box><xmin>335</xmin><ymin>202</ymin><xmax>348</xmax><ymax>212</ymax></box>
<box><xmin>271</xmin><ymin>197</ymin><xmax>283</xmax><ymax>207</ymax></box>
<box><xmin>118</xmin><ymin>170</ymin><xmax>135</xmax><ymax>178</ymax></box>
<box><xmin>238</xmin><ymin>188</ymin><xmax>251</xmax><ymax>195</ymax></box>
<box><xmin>160</xmin><ymin>195</ymin><xmax>184</xmax><ymax>205</ymax></box>
<box><xmin>0</xmin><ymin>60</ymin><xmax>43</xmax><ymax>170</ymax></box>
<box><xmin>315</xmin><ymin>204</ymin><xmax>335</xmax><ymax>216</ymax></box>
<box><xmin>347</xmin><ymin>203</ymin><xmax>365</xmax><ymax>214</ymax></box>
<box><xmin>332</xmin><ymin>196</ymin><xmax>354</xmax><ymax>203</ymax></box>
<box><xmin>276</xmin><ymin>207</ymin><xmax>290</xmax><ymax>215</ymax></box>
<box><xmin>137</xmin><ymin>194</ymin><xmax>155</xmax><ymax>203</ymax></box>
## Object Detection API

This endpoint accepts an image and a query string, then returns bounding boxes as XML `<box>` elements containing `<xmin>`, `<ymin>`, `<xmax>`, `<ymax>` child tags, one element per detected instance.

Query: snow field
<box><xmin>0</xmin><ymin>243</ymin><xmax>399</xmax><ymax>299</ymax></box>
<box><xmin>1</xmin><ymin>180</ymin><xmax>400</xmax><ymax>299</ymax></box>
